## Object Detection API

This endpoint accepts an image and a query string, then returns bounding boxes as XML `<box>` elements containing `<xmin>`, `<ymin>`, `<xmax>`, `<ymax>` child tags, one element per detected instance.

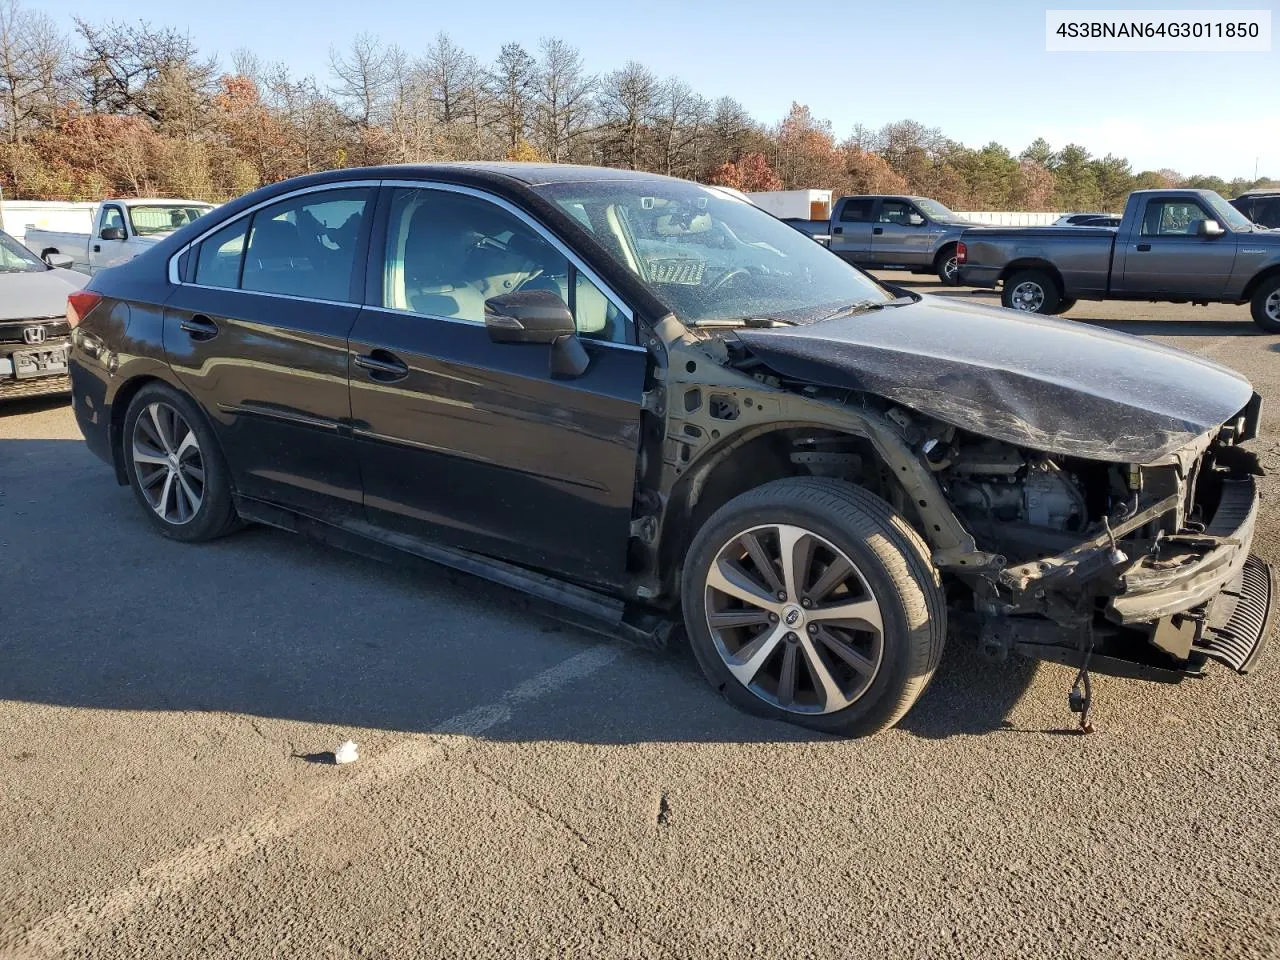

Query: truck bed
<box><xmin>958</xmin><ymin>226</ymin><xmax>1118</xmax><ymax>297</ymax></box>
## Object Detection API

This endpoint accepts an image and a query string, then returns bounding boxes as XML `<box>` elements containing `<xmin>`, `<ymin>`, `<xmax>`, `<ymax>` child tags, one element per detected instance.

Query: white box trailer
<box><xmin>745</xmin><ymin>189</ymin><xmax>833</xmax><ymax>222</ymax></box>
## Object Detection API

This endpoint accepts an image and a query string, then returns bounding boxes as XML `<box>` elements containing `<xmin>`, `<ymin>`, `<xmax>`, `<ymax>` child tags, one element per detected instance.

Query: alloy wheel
<box><xmin>704</xmin><ymin>523</ymin><xmax>885</xmax><ymax>715</ymax></box>
<box><xmin>1010</xmin><ymin>281</ymin><xmax>1045</xmax><ymax>311</ymax></box>
<box><xmin>941</xmin><ymin>256</ymin><xmax>959</xmax><ymax>283</ymax></box>
<box><xmin>1267</xmin><ymin>289</ymin><xmax>1280</xmax><ymax>321</ymax></box>
<box><xmin>132</xmin><ymin>401</ymin><xmax>205</xmax><ymax>524</ymax></box>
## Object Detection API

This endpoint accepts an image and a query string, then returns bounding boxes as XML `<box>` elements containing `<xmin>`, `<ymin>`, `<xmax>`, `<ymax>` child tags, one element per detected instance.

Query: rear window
<box><xmin>838</xmin><ymin>199</ymin><xmax>874</xmax><ymax>222</ymax></box>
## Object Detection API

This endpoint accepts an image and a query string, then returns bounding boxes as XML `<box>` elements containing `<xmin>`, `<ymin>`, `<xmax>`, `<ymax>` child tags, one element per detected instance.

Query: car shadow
<box><xmin>1</xmin><ymin>437</ymin><xmax>1040</xmax><ymax>745</ymax></box>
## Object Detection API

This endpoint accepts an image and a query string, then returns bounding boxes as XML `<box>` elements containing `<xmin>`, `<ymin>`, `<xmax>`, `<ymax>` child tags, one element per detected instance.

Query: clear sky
<box><xmin>25</xmin><ymin>0</ymin><xmax>1280</xmax><ymax>179</ymax></box>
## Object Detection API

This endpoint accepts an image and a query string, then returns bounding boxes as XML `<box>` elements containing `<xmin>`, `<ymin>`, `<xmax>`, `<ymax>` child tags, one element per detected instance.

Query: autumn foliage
<box><xmin>0</xmin><ymin>5</ymin><xmax>1272</xmax><ymax>208</ymax></box>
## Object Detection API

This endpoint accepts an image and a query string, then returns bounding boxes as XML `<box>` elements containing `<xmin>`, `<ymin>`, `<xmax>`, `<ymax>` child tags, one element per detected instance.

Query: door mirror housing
<box><xmin>99</xmin><ymin>226</ymin><xmax>126</xmax><ymax>241</ymax></box>
<box><xmin>907</xmin><ymin>213</ymin><xmax>926</xmax><ymax>227</ymax></box>
<box><xmin>44</xmin><ymin>253</ymin><xmax>74</xmax><ymax>269</ymax></box>
<box><xmin>1196</xmin><ymin>219</ymin><xmax>1225</xmax><ymax>237</ymax></box>
<box><xmin>484</xmin><ymin>290</ymin><xmax>576</xmax><ymax>344</ymax></box>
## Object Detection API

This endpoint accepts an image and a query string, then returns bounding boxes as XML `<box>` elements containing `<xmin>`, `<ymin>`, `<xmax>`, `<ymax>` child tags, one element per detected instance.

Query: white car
<box><xmin>25</xmin><ymin>198</ymin><xmax>214</xmax><ymax>275</ymax></box>
<box><xmin>0</xmin><ymin>228</ymin><xmax>88</xmax><ymax>399</ymax></box>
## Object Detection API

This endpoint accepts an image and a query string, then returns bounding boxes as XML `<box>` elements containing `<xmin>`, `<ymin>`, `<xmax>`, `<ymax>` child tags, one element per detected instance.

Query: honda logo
<box><xmin>22</xmin><ymin>326</ymin><xmax>46</xmax><ymax>345</ymax></box>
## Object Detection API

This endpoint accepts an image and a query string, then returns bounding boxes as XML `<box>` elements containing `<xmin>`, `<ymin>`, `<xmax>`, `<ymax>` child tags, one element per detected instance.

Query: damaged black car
<box><xmin>67</xmin><ymin>164</ymin><xmax>1276</xmax><ymax>736</ymax></box>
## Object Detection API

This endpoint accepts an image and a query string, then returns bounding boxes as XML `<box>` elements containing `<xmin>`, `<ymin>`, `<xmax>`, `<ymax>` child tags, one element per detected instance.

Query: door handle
<box><xmin>1136</xmin><ymin>243</ymin><xmax>1151</xmax><ymax>252</ymax></box>
<box><xmin>354</xmin><ymin>350</ymin><xmax>409</xmax><ymax>382</ymax></box>
<box><xmin>179</xmin><ymin>315</ymin><xmax>219</xmax><ymax>341</ymax></box>
<box><xmin>832</xmin><ymin>226</ymin><xmax>843</xmax><ymax>235</ymax></box>
<box><xmin>93</xmin><ymin>244</ymin><xmax>101</xmax><ymax>253</ymax></box>
<box><xmin>873</xmin><ymin>227</ymin><xmax>884</xmax><ymax>235</ymax></box>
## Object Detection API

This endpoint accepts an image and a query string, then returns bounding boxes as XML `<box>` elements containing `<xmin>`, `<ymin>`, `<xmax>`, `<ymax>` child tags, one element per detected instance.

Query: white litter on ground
<box><xmin>334</xmin><ymin>740</ymin><xmax>359</xmax><ymax>764</ymax></box>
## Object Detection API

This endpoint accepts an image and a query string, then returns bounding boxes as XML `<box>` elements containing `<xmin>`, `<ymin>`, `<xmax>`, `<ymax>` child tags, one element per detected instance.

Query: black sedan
<box><xmin>67</xmin><ymin>164</ymin><xmax>1273</xmax><ymax>736</ymax></box>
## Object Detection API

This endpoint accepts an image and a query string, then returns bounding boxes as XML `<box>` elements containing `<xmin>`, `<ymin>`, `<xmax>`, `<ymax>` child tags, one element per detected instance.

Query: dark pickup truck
<box><xmin>957</xmin><ymin>189</ymin><xmax>1280</xmax><ymax>332</ymax></box>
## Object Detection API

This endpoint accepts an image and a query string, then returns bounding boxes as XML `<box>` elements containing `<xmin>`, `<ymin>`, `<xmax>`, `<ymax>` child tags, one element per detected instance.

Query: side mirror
<box><xmin>100</xmin><ymin>226</ymin><xmax>126</xmax><ymax>241</ymax></box>
<box><xmin>45</xmin><ymin>253</ymin><xmax>74</xmax><ymax>269</ymax></box>
<box><xmin>907</xmin><ymin>214</ymin><xmax>926</xmax><ymax>227</ymax></box>
<box><xmin>1196</xmin><ymin>219</ymin><xmax>1225</xmax><ymax>237</ymax></box>
<box><xmin>484</xmin><ymin>290</ymin><xmax>588</xmax><ymax>379</ymax></box>
<box><xmin>484</xmin><ymin>290</ymin><xmax>576</xmax><ymax>344</ymax></box>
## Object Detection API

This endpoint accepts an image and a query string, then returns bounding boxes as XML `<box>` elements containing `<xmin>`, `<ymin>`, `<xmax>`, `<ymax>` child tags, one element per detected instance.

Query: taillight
<box><xmin>66</xmin><ymin>290</ymin><xmax>103</xmax><ymax>328</ymax></box>
<box><xmin>955</xmin><ymin>241</ymin><xmax>967</xmax><ymax>264</ymax></box>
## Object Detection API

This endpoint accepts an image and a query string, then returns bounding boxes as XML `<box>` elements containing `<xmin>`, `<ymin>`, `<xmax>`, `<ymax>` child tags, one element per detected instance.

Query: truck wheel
<box><xmin>1251</xmin><ymin>276</ymin><xmax>1280</xmax><ymax>333</ymax></box>
<box><xmin>935</xmin><ymin>246</ymin><xmax>960</xmax><ymax>285</ymax></box>
<box><xmin>1045</xmin><ymin>298</ymin><xmax>1077</xmax><ymax>316</ymax></box>
<box><xmin>681</xmin><ymin>478</ymin><xmax>946</xmax><ymax>737</ymax></box>
<box><xmin>1002</xmin><ymin>269</ymin><xmax>1060</xmax><ymax>314</ymax></box>
<box><xmin>122</xmin><ymin>383</ymin><xmax>240</xmax><ymax>542</ymax></box>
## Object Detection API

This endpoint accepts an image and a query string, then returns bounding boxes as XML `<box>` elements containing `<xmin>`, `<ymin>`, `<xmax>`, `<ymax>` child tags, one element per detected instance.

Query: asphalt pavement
<box><xmin>3</xmin><ymin>276</ymin><xmax>1280</xmax><ymax>959</ymax></box>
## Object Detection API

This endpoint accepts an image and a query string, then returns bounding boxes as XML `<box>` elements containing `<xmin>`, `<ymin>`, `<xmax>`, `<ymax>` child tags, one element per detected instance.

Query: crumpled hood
<box><xmin>735</xmin><ymin>294</ymin><xmax>1255</xmax><ymax>463</ymax></box>
<box><xmin>0</xmin><ymin>268</ymin><xmax>88</xmax><ymax>321</ymax></box>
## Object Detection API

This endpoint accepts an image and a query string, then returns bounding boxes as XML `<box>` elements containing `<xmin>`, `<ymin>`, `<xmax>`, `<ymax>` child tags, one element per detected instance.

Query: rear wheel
<box><xmin>681</xmin><ymin>478</ymin><xmax>946</xmax><ymax>737</ymax></box>
<box><xmin>935</xmin><ymin>246</ymin><xmax>960</xmax><ymax>285</ymax></box>
<box><xmin>1045</xmin><ymin>297</ymin><xmax>1077</xmax><ymax>316</ymax></box>
<box><xmin>123</xmin><ymin>383</ymin><xmax>239</xmax><ymax>542</ymax></box>
<box><xmin>1251</xmin><ymin>276</ymin><xmax>1280</xmax><ymax>333</ymax></box>
<box><xmin>1002</xmin><ymin>269</ymin><xmax>1060</xmax><ymax>314</ymax></box>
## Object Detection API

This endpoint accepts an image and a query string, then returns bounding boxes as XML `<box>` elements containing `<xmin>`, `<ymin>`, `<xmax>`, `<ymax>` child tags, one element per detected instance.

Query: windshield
<box><xmin>914</xmin><ymin>198</ymin><xmax>967</xmax><ymax>223</ymax></box>
<box><xmin>0</xmin><ymin>230</ymin><xmax>46</xmax><ymax>273</ymax></box>
<box><xmin>1204</xmin><ymin>193</ymin><xmax>1254</xmax><ymax>231</ymax></box>
<box><xmin>533</xmin><ymin>180</ymin><xmax>891</xmax><ymax>325</ymax></box>
<box><xmin>128</xmin><ymin>204</ymin><xmax>214</xmax><ymax>236</ymax></box>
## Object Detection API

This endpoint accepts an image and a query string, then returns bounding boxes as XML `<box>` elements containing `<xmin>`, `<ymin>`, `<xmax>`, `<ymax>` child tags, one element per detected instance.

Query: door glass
<box><xmin>241</xmin><ymin>188</ymin><xmax>370</xmax><ymax>302</ymax></box>
<box><xmin>1141</xmin><ymin>200</ymin><xmax>1211</xmax><ymax>236</ymax></box>
<box><xmin>383</xmin><ymin>187</ymin><xmax>573</xmax><ymax>325</ymax></box>
<box><xmin>101</xmin><ymin>207</ymin><xmax>126</xmax><ymax>234</ymax></box>
<box><xmin>838</xmin><ymin>199</ymin><xmax>873</xmax><ymax>222</ymax></box>
<box><xmin>194</xmin><ymin>219</ymin><xmax>249</xmax><ymax>288</ymax></box>
<box><xmin>878</xmin><ymin>201</ymin><xmax>917</xmax><ymax>225</ymax></box>
<box><xmin>574</xmin><ymin>271</ymin><xmax>626</xmax><ymax>342</ymax></box>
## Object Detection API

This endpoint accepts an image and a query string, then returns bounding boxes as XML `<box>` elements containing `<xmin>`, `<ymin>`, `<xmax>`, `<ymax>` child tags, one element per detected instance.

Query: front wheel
<box><xmin>936</xmin><ymin>246</ymin><xmax>960</xmax><ymax>285</ymax></box>
<box><xmin>1001</xmin><ymin>269</ymin><xmax>1060</xmax><ymax>314</ymax></box>
<box><xmin>681</xmin><ymin>478</ymin><xmax>947</xmax><ymax>737</ymax></box>
<box><xmin>1251</xmin><ymin>276</ymin><xmax>1280</xmax><ymax>333</ymax></box>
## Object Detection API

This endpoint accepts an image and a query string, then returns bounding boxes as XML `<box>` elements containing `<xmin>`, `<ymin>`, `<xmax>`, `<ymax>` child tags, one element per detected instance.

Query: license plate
<box><xmin>12</xmin><ymin>346</ymin><xmax>68</xmax><ymax>380</ymax></box>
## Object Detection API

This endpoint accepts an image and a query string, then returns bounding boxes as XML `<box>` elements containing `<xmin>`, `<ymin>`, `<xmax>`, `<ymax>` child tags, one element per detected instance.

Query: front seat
<box><xmin>401</xmin><ymin>201</ymin><xmax>485</xmax><ymax>321</ymax></box>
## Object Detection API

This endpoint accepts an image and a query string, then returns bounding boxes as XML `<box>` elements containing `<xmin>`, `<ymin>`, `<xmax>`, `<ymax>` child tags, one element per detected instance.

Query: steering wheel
<box><xmin>710</xmin><ymin>267</ymin><xmax>752</xmax><ymax>293</ymax></box>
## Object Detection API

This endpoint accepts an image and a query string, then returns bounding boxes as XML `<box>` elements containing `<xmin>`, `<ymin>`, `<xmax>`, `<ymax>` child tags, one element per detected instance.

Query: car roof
<box><xmin>348</xmin><ymin>162</ymin><xmax>692</xmax><ymax>187</ymax></box>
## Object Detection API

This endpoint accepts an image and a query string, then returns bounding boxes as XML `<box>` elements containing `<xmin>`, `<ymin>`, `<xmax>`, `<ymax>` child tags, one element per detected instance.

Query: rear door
<box><xmin>828</xmin><ymin>198</ymin><xmax>874</xmax><ymax>262</ymax></box>
<box><xmin>1114</xmin><ymin>196</ymin><xmax>1237</xmax><ymax>297</ymax></box>
<box><xmin>163</xmin><ymin>184</ymin><xmax>373</xmax><ymax>520</ymax></box>
<box><xmin>347</xmin><ymin>184</ymin><xmax>648</xmax><ymax>587</ymax></box>
<box><xmin>870</xmin><ymin>200</ymin><xmax>933</xmax><ymax>267</ymax></box>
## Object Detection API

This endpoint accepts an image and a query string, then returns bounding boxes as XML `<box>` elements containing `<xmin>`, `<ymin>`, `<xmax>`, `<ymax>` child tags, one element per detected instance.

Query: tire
<box><xmin>935</xmin><ymin>246</ymin><xmax>960</xmax><ymax>285</ymax></box>
<box><xmin>1001</xmin><ymin>269</ymin><xmax>1060</xmax><ymax>314</ymax></box>
<box><xmin>1045</xmin><ymin>297</ymin><xmax>1077</xmax><ymax>316</ymax></box>
<box><xmin>681</xmin><ymin>478</ymin><xmax>947</xmax><ymax>737</ymax></box>
<box><xmin>1251</xmin><ymin>276</ymin><xmax>1280</xmax><ymax>333</ymax></box>
<box><xmin>122</xmin><ymin>383</ymin><xmax>239</xmax><ymax>542</ymax></box>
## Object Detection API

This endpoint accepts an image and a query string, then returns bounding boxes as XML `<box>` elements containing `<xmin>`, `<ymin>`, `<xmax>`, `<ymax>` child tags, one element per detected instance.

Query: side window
<box><xmin>1142</xmin><ymin>200</ymin><xmax>1212</xmax><ymax>237</ymax></box>
<box><xmin>383</xmin><ymin>189</ymin><xmax>628</xmax><ymax>343</ymax></box>
<box><xmin>194</xmin><ymin>219</ymin><xmax>248</xmax><ymax>289</ymax></box>
<box><xmin>101</xmin><ymin>206</ymin><xmax>126</xmax><ymax>235</ymax></box>
<box><xmin>1256</xmin><ymin>198</ymin><xmax>1280</xmax><ymax>228</ymax></box>
<box><xmin>240</xmin><ymin>188</ymin><xmax>370</xmax><ymax>302</ymax></box>
<box><xmin>878</xmin><ymin>201</ymin><xmax>916</xmax><ymax>225</ymax></box>
<box><xmin>838</xmin><ymin>199</ymin><xmax>873</xmax><ymax>222</ymax></box>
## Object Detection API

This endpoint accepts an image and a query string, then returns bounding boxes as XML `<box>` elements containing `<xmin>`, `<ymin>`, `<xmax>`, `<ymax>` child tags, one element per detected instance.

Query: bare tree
<box><xmin>488</xmin><ymin>42</ymin><xmax>535</xmax><ymax>153</ymax></box>
<box><xmin>74</xmin><ymin>17</ymin><xmax>216</xmax><ymax>124</ymax></box>
<box><xmin>532</xmin><ymin>37</ymin><xmax>594</xmax><ymax>163</ymax></box>
<box><xmin>0</xmin><ymin>0</ymin><xmax>68</xmax><ymax>144</ymax></box>
<box><xmin>598</xmin><ymin>60</ymin><xmax>656</xmax><ymax>169</ymax></box>
<box><xmin>328</xmin><ymin>32</ymin><xmax>396</xmax><ymax>127</ymax></box>
<box><xmin>651</xmin><ymin>77</ymin><xmax>707</xmax><ymax>177</ymax></box>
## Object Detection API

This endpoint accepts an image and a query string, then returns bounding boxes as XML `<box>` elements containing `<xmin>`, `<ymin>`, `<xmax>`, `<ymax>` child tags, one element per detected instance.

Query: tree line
<box><xmin>1</xmin><ymin>2</ymin><xmax>1273</xmax><ymax>211</ymax></box>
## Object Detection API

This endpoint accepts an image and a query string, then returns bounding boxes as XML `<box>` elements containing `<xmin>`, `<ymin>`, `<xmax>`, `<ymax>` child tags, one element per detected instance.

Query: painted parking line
<box><xmin>6</xmin><ymin>644</ymin><xmax>622</xmax><ymax>960</ymax></box>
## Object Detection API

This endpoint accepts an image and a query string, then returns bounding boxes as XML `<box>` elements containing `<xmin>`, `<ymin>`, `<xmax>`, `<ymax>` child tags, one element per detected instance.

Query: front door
<box><xmin>870</xmin><ymin>200</ymin><xmax>933</xmax><ymax>267</ymax></box>
<box><xmin>1115</xmin><ymin>196</ymin><xmax>1237</xmax><ymax>297</ymax></box>
<box><xmin>163</xmin><ymin>185</ymin><xmax>373</xmax><ymax>519</ymax></box>
<box><xmin>348</xmin><ymin>185</ymin><xmax>648</xmax><ymax>587</ymax></box>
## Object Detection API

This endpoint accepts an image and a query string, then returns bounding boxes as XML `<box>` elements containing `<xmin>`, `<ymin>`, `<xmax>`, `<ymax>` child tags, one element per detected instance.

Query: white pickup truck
<box><xmin>25</xmin><ymin>198</ymin><xmax>215</xmax><ymax>275</ymax></box>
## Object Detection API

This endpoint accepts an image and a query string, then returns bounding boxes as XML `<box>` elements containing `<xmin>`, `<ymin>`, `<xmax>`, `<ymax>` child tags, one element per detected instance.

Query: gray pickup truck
<box><xmin>828</xmin><ymin>195</ymin><xmax>976</xmax><ymax>284</ymax></box>
<box><xmin>957</xmin><ymin>188</ymin><xmax>1280</xmax><ymax>332</ymax></box>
